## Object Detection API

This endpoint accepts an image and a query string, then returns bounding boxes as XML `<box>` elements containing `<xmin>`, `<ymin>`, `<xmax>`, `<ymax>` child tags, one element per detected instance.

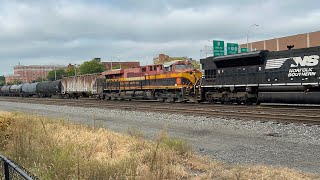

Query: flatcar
<box><xmin>100</xmin><ymin>60</ymin><xmax>202</xmax><ymax>102</ymax></box>
<box><xmin>200</xmin><ymin>46</ymin><xmax>320</xmax><ymax>104</ymax></box>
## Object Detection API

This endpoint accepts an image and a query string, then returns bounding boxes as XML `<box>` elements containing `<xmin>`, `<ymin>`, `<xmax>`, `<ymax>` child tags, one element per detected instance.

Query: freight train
<box><xmin>0</xmin><ymin>60</ymin><xmax>202</xmax><ymax>102</ymax></box>
<box><xmin>1</xmin><ymin>46</ymin><xmax>320</xmax><ymax>104</ymax></box>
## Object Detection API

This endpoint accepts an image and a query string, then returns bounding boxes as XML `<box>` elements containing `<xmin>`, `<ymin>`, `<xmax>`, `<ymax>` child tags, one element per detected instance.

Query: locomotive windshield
<box><xmin>175</xmin><ymin>64</ymin><xmax>194</xmax><ymax>70</ymax></box>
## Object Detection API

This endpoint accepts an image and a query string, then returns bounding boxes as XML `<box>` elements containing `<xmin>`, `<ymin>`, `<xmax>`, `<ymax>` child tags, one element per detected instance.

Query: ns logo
<box><xmin>290</xmin><ymin>55</ymin><xmax>319</xmax><ymax>67</ymax></box>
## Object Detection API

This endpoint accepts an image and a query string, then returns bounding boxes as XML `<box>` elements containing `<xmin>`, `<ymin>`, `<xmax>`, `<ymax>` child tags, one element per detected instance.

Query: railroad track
<box><xmin>1</xmin><ymin>97</ymin><xmax>320</xmax><ymax>125</ymax></box>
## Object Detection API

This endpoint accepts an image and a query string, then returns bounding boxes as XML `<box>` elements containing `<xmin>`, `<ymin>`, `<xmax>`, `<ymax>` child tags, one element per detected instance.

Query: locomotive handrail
<box><xmin>0</xmin><ymin>154</ymin><xmax>34</xmax><ymax>180</ymax></box>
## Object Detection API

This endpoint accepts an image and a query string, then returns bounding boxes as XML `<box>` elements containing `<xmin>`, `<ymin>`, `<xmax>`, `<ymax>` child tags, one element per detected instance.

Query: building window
<box><xmin>142</xmin><ymin>67</ymin><xmax>146</xmax><ymax>72</ymax></box>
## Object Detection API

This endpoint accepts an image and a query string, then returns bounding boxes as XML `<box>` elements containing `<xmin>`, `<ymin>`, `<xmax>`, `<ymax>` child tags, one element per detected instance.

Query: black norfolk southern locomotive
<box><xmin>200</xmin><ymin>46</ymin><xmax>320</xmax><ymax>104</ymax></box>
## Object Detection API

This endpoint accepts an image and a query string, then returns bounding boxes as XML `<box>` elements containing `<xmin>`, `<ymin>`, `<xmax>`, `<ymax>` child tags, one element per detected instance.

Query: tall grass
<box><xmin>0</xmin><ymin>111</ymin><xmax>318</xmax><ymax>180</ymax></box>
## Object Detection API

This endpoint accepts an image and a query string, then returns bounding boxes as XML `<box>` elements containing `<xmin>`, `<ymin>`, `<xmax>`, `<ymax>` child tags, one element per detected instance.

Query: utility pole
<box><xmin>54</xmin><ymin>66</ymin><xmax>57</xmax><ymax>80</ymax></box>
<box><xmin>110</xmin><ymin>57</ymin><xmax>113</xmax><ymax>70</ymax></box>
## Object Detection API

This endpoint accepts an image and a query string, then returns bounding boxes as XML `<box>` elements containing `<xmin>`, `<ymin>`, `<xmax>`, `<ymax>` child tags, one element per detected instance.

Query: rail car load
<box><xmin>200</xmin><ymin>46</ymin><xmax>320</xmax><ymax>104</ymax></box>
<box><xmin>100</xmin><ymin>60</ymin><xmax>202</xmax><ymax>102</ymax></box>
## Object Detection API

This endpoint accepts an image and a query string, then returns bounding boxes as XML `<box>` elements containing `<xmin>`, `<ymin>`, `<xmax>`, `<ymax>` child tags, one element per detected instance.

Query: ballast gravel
<box><xmin>1</xmin><ymin>101</ymin><xmax>320</xmax><ymax>174</ymax></box>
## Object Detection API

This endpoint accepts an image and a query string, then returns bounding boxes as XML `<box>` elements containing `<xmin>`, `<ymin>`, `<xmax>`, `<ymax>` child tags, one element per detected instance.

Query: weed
<box><xmin>127</xmin><ymin>126</ymin><xmax>144</xmax><ymax>139</ymax></box>
<box><xmin>0</xmin><ymin>111</ymin><xmax>318</xmax><ymax>180</ymax></box>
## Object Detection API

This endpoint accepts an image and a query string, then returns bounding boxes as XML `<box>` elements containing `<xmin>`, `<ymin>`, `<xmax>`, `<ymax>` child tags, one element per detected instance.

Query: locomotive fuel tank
<box><xmin>258</xmin><ymin>86</ymin><xmax>307</xmax><ymax>92</ymax></box>
<box><xmin>258</xmin><ymin>92</ymin><xmax>320</xmax><ymax>104</ymax></box>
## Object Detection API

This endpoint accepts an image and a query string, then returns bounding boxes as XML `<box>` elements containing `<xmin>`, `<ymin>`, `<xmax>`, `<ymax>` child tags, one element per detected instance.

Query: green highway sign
<box><xmin>213</xmin><ymin>40</ymin><xmax>224</xmax><ymax>57</ymax></box>
<box><xmin>240</xmin><ymin>47</ymin><xmax>249</xmax><ymax>53</ymax></box>
<box><xmin>227</xmin><ymin>43</ymin><xmax>239</xmax><ymax>55</ymax></box>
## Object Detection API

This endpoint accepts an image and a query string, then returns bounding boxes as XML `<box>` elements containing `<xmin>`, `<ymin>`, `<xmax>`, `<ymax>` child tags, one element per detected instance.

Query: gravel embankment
<box><xmin>1</xmin><ymin>101</ymin><xmax>320</xmax><ymax>174</ymax></box>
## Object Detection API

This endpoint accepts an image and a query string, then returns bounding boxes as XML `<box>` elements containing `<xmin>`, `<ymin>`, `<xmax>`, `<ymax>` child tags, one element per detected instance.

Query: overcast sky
<box><xmin>1</xmin><ymin>0</ymin><xmax>320</xmax><ymax>75</ymax></box>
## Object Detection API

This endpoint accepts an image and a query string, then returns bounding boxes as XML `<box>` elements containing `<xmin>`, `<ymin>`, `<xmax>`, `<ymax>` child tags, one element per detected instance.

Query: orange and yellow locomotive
<box><xmin>101</xmin><ymin>60</ymin><xmax>202</xmax><ymax>102</ymax></box>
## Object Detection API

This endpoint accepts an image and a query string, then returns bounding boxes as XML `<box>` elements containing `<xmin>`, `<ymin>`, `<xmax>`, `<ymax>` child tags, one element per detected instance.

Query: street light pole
<box><xmin>41</xmin><ymin>66</ymin><xmax>43</xmax><ymax>82</ymax></box>
<box><xmin>247</xmin><ymin>24</ymin><xmax>259</xmax><ymax>52</ymax></box>
<box><xmin>110</xmin><ymin>57</ymin><xmax>113</xmax><ymax>70</ymax></box>
<box><xmin>74</xmin><ymin>64</ymin><xmax>77</xmax><ymax>76</ymax></box>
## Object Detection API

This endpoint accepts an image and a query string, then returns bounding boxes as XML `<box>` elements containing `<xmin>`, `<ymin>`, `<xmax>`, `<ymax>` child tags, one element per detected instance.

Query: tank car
<box><xmin>1</xmin><ymin>85</ymin><xmax>12</xmax><ymax>96</ymax></box>
<box><xmin>21</xmin><ymin>83</ymin><xmax>39</xmax><ymax>97</ymax></box>
<box><xmin>36</xmin><ymin>80</ymin><xmax>61</xmax><ymax>97</ymax></box>
<box><xmin>200</xmin><ymin>46</ymin><xmax>320</xmax><ymax>104</ymax></box>
<box><xmin>9</xmin><ymin>84</ymin><xmax>23</xmax><ymax>96</ymax></box>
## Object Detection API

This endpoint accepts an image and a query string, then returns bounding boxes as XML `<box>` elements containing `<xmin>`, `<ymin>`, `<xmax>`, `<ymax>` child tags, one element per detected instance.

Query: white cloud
<box><xmin>0</xmin><ymin>0</ymin><xmax>320</xmax><ymax>75</ymax></box>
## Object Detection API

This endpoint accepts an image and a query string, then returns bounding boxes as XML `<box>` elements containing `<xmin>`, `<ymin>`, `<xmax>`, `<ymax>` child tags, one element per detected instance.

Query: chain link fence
<box><xmin>0</xmin><ymin>154</ymin><xmax>38</xmax><ymax>180</ymax></box>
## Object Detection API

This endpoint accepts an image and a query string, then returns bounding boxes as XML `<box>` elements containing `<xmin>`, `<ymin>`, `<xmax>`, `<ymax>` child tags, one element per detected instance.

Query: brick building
<box><xmin>102</xmin><ymin>61</ymin><xmax>140</xmax><ymax>70</ymax></box>
<box><xmin>153</xmin><ymin>54</ymin><xmax>189</xmax><ymax>64</ymax></box>
<box><xmin>240</xmin><ymin>30</ymin><xmax>320</xmax><ymax>51</ymax></box>
<box><xmin>5</xmin><ymin>65</ymin><xmax>66</xmax><ymax>84</ymax></box>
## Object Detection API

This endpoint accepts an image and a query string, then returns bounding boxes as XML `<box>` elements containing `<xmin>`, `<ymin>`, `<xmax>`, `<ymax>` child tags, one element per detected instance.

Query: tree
<box><xmin>79</xmin><ymin>58</ymin><xmax>105</xmax><ymax>75</ymax></box>
<box><xmin>0</xmin><ymin>76</ymin><xmax>5</xmax><ymax>85</ymax></box>
<box><xmin>112</xmin><ymin>65</ymin><xmax>121</xmax><ymax>69</ymax></box>
<box><xmin>47</xmin><ymin>69</ymin><xmax>66</xmax><ymax>81</ymax></box>
<box><xmin>190</xmin><ymin>60</ymin><xmax>201</xmax><ymax>69</ymax></box>
<box><xmin>35</xmin><ymin>77</ymin><xmax>46</xmax><ymax>82</ymax></box>
<box><xmin>7</xmin><ymin>79</ymin><xmax>23</xmax><ymax>85</ymax></box>
<box><xmin>64</xmin><ymin>65</ymin><xmax>78</xmax><ymax>77</ymax></box>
